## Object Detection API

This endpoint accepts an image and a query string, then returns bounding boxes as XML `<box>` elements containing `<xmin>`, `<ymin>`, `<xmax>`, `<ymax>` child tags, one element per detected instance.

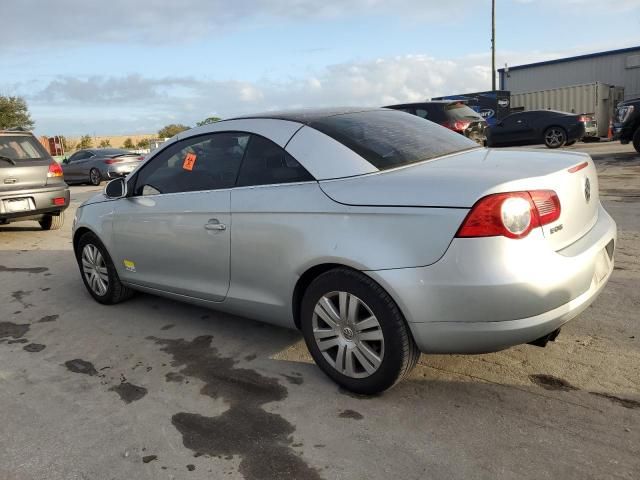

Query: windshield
<box><xmin>308</xmin><ymin>110</ymin><xmax>479</xmax><ymax>171</ymax></box>
<box><xmin>0</xmin><ymin>135</ymin><xmax>49</xmax><ymax>160</ymax></box>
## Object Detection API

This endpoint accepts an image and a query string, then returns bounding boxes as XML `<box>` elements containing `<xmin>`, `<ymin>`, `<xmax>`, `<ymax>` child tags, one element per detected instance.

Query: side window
<box><xmin>133</xmin><ymin>132</ymin><xmax>249</xmax><ymax>196</ymax></box>
<box><xmin>415</xmin><ymin>108</ymin><xmax>428</xmax><ymax>119</ymax></box>
<box><xmin>236</xmin><ymin>135</ymin><xmax>314</xmax><ymax>187</ymax></box>
<box><xmin>70</xmin><ymin>152</ymin><xmax>88</xmax><ymax>162</ymax></box>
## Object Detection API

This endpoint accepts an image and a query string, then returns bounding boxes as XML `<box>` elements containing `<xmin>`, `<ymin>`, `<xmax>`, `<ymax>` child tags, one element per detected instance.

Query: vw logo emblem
<box><xmin>584</xmin><ymin>178</ymin><xmax>591</xmax><ymax>203</ymax></box>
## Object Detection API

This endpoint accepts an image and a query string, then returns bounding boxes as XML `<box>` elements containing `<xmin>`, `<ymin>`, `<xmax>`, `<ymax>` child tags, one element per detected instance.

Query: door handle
<box><xmin>204</xmin><ymin>220</ymin><xmax>226</xmax><ymax>231</ymax></box>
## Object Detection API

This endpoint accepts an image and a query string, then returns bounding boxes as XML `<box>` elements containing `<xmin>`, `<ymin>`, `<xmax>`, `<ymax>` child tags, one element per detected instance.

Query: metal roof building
<box><xmin>499</xmin><ymin>46</ymin><xmax>640</xmax><ymax>100</ymax></box>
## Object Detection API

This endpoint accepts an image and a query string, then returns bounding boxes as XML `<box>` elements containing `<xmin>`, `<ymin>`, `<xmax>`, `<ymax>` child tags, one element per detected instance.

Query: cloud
<box><xmin>2</xmin><ymin>0</ymin><xmax>468</xmax><ymax>49</ymax></box>
<box><xmin>23</xmin><ymin>53</ymin><xmax>501</xmax><ymax>134</ymax></box>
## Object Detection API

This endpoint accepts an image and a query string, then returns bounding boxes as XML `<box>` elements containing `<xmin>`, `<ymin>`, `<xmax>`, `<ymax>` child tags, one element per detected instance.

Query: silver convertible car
<box><xmin>72</xmin><ymin>108</ymin><xmax>616</xmax><ymax>394</ymax></box>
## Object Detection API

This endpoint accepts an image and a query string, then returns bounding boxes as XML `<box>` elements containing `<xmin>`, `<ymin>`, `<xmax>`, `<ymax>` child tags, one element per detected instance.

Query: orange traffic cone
<box><xmin>607</xmin><ymin>119</ymin><xmax>613</xmax><ymax>140</ymax></box>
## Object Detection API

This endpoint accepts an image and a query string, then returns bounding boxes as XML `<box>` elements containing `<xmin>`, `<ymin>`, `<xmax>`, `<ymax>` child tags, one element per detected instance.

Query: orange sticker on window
<box><xmin>182</xmin><ymin>152</ymin><xmax>197</xmax><ymax>171</ymax></box>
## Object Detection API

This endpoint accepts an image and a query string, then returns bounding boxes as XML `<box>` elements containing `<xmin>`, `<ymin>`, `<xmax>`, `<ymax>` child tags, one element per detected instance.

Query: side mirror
<box><xmin>62</xmin><ymin>157</ymin><xmax>69</xmax><ymax>164</ymax></box>
<box><xmin>104</xmin><ymin>177</ymin><xmax>127</xmax><ymax>199</ymax></box>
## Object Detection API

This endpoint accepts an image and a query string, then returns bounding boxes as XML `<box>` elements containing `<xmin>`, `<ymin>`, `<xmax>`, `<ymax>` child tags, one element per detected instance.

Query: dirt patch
<box><xmin>590</xmin><ymin>392</ymin><xmax>640</xmax><ymax>409</ymax></box>
<box><xmin>160</xmin><ymin>324</ymin><xmax>174</xmax><ymax>330</ymax></box>
<box><xmin>38</xmin><ymin>315</ymin><xmax>59</xmax><ymax>323</ymax></box>
<box><xmin>11</xmin><ymin>290</ymin><xmax>33</xmax><ymax>308</ymax></box>
<box><xmin>23</xmin><ymin>343</ymin><xmax>46</xmax><ymax>352</ymax></box>
<box><xmin>152</xmin><ymin>335</ymin><xmax>322</xmax><ymax>480</ymax></box>
<box><xmin>142</xmin><ymin>455</ymin><xmax>157</xmax><ymax>464</ymax></box>
<box><xmin>165</xmin><ymin>372</ymin><xmax>185</xmax><ymax>383</ymax></box>
<box><xmin>282</xmin><ymin>373</ymin><xmax>304</xmax><ymax>385</ymax></box>
<box><xmin>65</xmin><ymin>359</ymin><xmax>98</xmax><ymax>376</ymax></box>
<box><xmin>529</xmin><ymin>374</ymin><xmax>578</xmax><ymax>391</ymax></box>
<box><xmin>0</xmin><ymin>265</ymin><xmax>48</xmax><ymax>273</ymax></box>
<box><xmin>109</xmin><ymin>382</ymin><xmax>148</xmax><ymax>403</ymax></box>
<box><xmin>0</xmin><ymin>322</ymin><xmax>30</xmax><ymax>339</ymax></box>
<box><xmin>339</xmin><ymin>409</ymin><xmax>364</xmax><ymax>420</ymax></box>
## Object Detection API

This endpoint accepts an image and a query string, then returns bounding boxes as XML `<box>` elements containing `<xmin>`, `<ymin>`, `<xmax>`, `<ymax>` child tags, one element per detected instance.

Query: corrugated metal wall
<box><xmin>503</xmin><ymin>49</ymin><xmax>640</xmax><ymax>100</ymax></box>
<box><xmin>510</xmin><ymin>82</ymin><xmax>624</xmax><ymax>137</ymax></box>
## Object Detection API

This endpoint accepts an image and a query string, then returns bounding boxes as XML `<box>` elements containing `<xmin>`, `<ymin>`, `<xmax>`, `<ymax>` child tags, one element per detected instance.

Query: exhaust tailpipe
<box><xmin>528</xmin><ymin>328</ymin><xmax>561</xmax><ymax>348</ymax></box>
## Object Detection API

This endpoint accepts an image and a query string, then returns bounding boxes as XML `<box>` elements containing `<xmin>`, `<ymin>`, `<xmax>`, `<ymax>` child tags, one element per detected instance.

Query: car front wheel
<box><xmin>76</xmin><ymin>232</ymin><xmax>134</xmax><ymax>304</ymax></box>
<box><xmin>544</xmin><ymin>127</ymin><xmax>567</xmax><ymax>148</ymax></box>
<box><xmin>301</xmin><ymin>268</ymin><xmax>419</xmax><ymax>395</ymax></box>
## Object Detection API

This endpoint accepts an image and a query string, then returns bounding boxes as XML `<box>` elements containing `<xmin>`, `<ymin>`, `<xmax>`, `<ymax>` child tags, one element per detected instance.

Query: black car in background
<box><xmin>486</xmin><ymin>110</ymin><xmax>585</xmax><ymax>149</ymax></box>
<box><xmin>384</xmin><ymin>101</ymin><xmax>487</xmax><ymax>144</ymax></box>
<box><xmin>613</xmin><ymin>98</ymin><xmax>640</xmax><ymax>153</ymax></box>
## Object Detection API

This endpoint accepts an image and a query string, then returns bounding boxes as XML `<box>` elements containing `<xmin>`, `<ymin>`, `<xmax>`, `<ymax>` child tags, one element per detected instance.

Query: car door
<box><xmin>490</xmin><ymin>114</ymin><xmax>533</xmax><ymax>146</ymax></box>
<box><xmin>229</xmin><ymin>134</ymin><xmax>316</xmax><ymax>320</ymax></box>
<box><xmin>62</xmin><ymin>151</ymin><xmax>83</xmax><ymax>181</ymax></box>
<box><xmin>110</xmin><ymin>132</ymin><xmax>249</xmax><ymax>301</ymax></box>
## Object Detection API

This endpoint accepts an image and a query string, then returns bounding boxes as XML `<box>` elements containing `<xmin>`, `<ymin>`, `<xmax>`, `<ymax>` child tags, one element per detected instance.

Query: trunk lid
<box><xmin>319</xmin><ymin>148</ymin><xmax>599</xmax><ymax>251</ymax></box>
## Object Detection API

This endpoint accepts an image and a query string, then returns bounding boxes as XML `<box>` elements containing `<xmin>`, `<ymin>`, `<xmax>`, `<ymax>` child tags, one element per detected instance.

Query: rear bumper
<box><xmin>367</xmin><ymin>203</ymin><xmax>616</xmax><ymax>354</ymax></box>
<box><xmin>0</xmin><ymin>185</ymin><xmax>70</xmax><ymax>220</ymax></box>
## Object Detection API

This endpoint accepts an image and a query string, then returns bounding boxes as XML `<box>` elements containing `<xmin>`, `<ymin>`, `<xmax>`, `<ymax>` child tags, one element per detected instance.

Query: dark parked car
<box><xmin>384</xmin><ymin>101</ymin><xmax>487</xmax><ymax>144</ymax></box>
<box><xmin>486</xmin><ymin>110</ymin><xmax>585</xmax><ymax>148</ymax></box>
<box><xmin>62</xmin><ymin>148</ymin><xmax>145</xmax><ymax>185</ymax></box>
<box><xmin>0</xmin><ymin>129</ymin><xmax>69</xmax><ymax>229</ymax></box>
<box><xmin>613</xmin><ymin>98</ymin><xmax>640</xmax><ymax>153</ymax></box>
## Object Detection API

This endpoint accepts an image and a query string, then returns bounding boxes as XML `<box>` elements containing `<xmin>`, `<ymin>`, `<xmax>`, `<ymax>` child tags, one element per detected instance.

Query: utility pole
<box><xmin>491</xmin><ymin>0</ymin><xmax>496</xmax><ymax>91</ymax></box>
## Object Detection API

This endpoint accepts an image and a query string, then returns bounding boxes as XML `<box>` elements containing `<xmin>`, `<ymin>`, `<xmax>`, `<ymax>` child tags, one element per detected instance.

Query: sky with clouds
<box><xmin>2</xmin><ymin>0</ymin><xmax>640</xmax><ymax>136</ymax></box>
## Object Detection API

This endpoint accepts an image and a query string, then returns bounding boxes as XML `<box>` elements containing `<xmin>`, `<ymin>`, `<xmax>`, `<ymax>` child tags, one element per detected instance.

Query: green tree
<box><xmin>196</xmin><ymin>116</ymin><xmax>221</xmax><ymax>127</ymax></box>
<box><xmin>158</xmin><ymin>123</ymin><xmax>189</xmax><ymax>138</ymax></box>
<box><xmin>123</xmin><ymin>137</ymin><xmax>135</xmax><ymax>149</ymax></box>
<box><xmin>0</xmin><ymin>95</ymin><xmax>34</xmax><ymax>130</ymax></box>
<box><xmin>98</xmin><ymin>139</ymin><xmax>111</xmax><ymax>148</ymax></box>
<box><xmin>136</xmin><ymin>138</ymin><xmax>150</xmax><ymax>149</ymax></box>
<box><xmin>78</xmin><ymin>134</ymin><xmax>93</xmax><ymax>149</ymax></box>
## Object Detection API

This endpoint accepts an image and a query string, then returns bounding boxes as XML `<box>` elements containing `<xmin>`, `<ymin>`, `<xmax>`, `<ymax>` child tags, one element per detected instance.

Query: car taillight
<box><xmin>104</xmin><ymin>159</ymin><xmax>122</xmax><ymax>164</ymax></box>
<box><xmin>47</xmin><ymin>161</ymin><xmax>63</xmax><ymax>178</ymax></box>
<box><xmin>577</xmin><ymin>115</ymin><xmax>591</xmax><ymax>123</ymax></box>
<box><xmin>443</xmin><ymin>120</ymin><xmax>471</xmax><ymax>132</ymax></box>
<box><xmin>456</xmin><ymin>190</ymin><xmax>561</xmax><ymax>239</ymax></box>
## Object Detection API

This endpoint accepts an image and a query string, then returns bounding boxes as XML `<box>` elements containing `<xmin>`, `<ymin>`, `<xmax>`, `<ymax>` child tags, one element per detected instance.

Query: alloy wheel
<box><xmin>90</xmin><ymin>169</ymin><xmax>100</xmax><ymax>185</ymax></box>
<box><xmin>545</xmin><ymin>128</ymin><xmax>565</xmax><ymax>147</ymax></box>
<box><xmin>312</xmin><ymin>291</ymin><xmax>385</xmax><ymax>379</ymax></box>
<box><xmin>81</xmin><ymin>244</ymin><xmax>109</xmax><ymax>296</ymax></box>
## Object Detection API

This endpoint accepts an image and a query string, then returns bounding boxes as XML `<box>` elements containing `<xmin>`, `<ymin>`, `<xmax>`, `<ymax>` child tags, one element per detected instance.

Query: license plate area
<box><xmin>594</xmin><ymin>248</ymin><xmax>611</xmax><ymax>285</ymax></box>
<box><xmin>3</xmin><ymin>197</ymin><xmax>35</xmax><ymax>213</ymax></box>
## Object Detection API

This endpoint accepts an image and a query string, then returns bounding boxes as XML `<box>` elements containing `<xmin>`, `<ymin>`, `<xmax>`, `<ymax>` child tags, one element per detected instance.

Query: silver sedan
<box><xmin>62</xmin><ymin>148</ymin><xmax>144</xmax><ymax>186</ymax></box>
<box><xmin>72</xmin><ymin>108</ymin><xmax>616</xmax><ymax>394</ymax></box>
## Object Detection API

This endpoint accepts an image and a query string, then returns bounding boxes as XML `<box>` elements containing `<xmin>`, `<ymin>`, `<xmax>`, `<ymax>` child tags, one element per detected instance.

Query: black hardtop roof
<box><xmin>228</xmin><ymin>107</ymin><xmax>392</xmax><ymax>125</ymax></box>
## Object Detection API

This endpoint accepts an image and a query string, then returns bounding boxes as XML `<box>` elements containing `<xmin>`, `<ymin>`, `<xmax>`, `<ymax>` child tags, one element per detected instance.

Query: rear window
<box><xmin>444</xmin><ymin>103</ymin><xmax>483</xmax><ymax>121</ymax></box>
<box><xmin>308</xmin><ymin>110</ymin><xmax>478</xmax><ymax>171</ymax></box>
<box><xmin>0</xmin><ymin>135</ymin><xmax>49</xmax><ymax>160</ymax></box>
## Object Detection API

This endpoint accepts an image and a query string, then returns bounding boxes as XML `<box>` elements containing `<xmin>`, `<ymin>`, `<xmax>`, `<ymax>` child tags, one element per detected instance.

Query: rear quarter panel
<box><xmin>227</xmin><ymin>182</ymin><xmax>467</xmax><ymax>327</ymax></box>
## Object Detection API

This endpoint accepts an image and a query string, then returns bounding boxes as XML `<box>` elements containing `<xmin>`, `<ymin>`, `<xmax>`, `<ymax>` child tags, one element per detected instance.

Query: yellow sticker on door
<box><xmin>123</xmin><ymin>259</ymin><xmax>136</xmax><ymax>272</ymax></box>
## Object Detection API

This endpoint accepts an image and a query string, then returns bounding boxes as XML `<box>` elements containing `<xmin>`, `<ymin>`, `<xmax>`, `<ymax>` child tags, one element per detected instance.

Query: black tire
<box><xmin>39</xmin><ymin>212</ymin><xmax>64</xmax><ymax>230</ymax></box>
<box><xmin>543</xmin><ymin>126</ymin><xmax>567</xmax><ymax>148</ymax></box>
<box><xmin>75</xmin><ymin>231</ymin><xmax>134</xmax><ymax>305</ymax></box>
<box><xmin>565</xmin><ymin>140</ymin><xmax>576</xmax><ymax>147</ymax></box>
<box><xmin>300</xmin><ymin>268</ymin><xmax>419</xmax><ymax>395</ymax></box>
<box><xmin>633</xmin><ymin>127</ymin><xmax>640</xmax><ymax>154</ymax></box>
<box><xmin>89</xmin><ymin>168</ymin><xmax>102</xmax><ymax>186</ymax></box>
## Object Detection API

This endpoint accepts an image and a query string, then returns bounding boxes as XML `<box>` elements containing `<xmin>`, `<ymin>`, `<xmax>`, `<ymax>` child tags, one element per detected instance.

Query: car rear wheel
<box><xmin>301</xmin><ymin>268</ymin><xmax>419</xmax><ymax>395</ymax></box>
<box><xmin>39</xmin><ymin>212</ymin><xmax>64</xmax><ymax>230</ymax></box>
<box><xmin>633</xmin><ymin>127</ymin><xmax>640</xmax><ymax>154</ymax></box>
<box><xmin>76</xmin><ymin>232</ymin><xmax>134</xmax><ymax>304</ymax></box>
<box><xmin>544</xmin><ymin>127</ymin><xmax>567</xmax><ymax>148</ymax></box>
<box><xmin>89</xmin><ymin>168</ymin><xmax>102</xmax><ymax>186</ymax></box>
